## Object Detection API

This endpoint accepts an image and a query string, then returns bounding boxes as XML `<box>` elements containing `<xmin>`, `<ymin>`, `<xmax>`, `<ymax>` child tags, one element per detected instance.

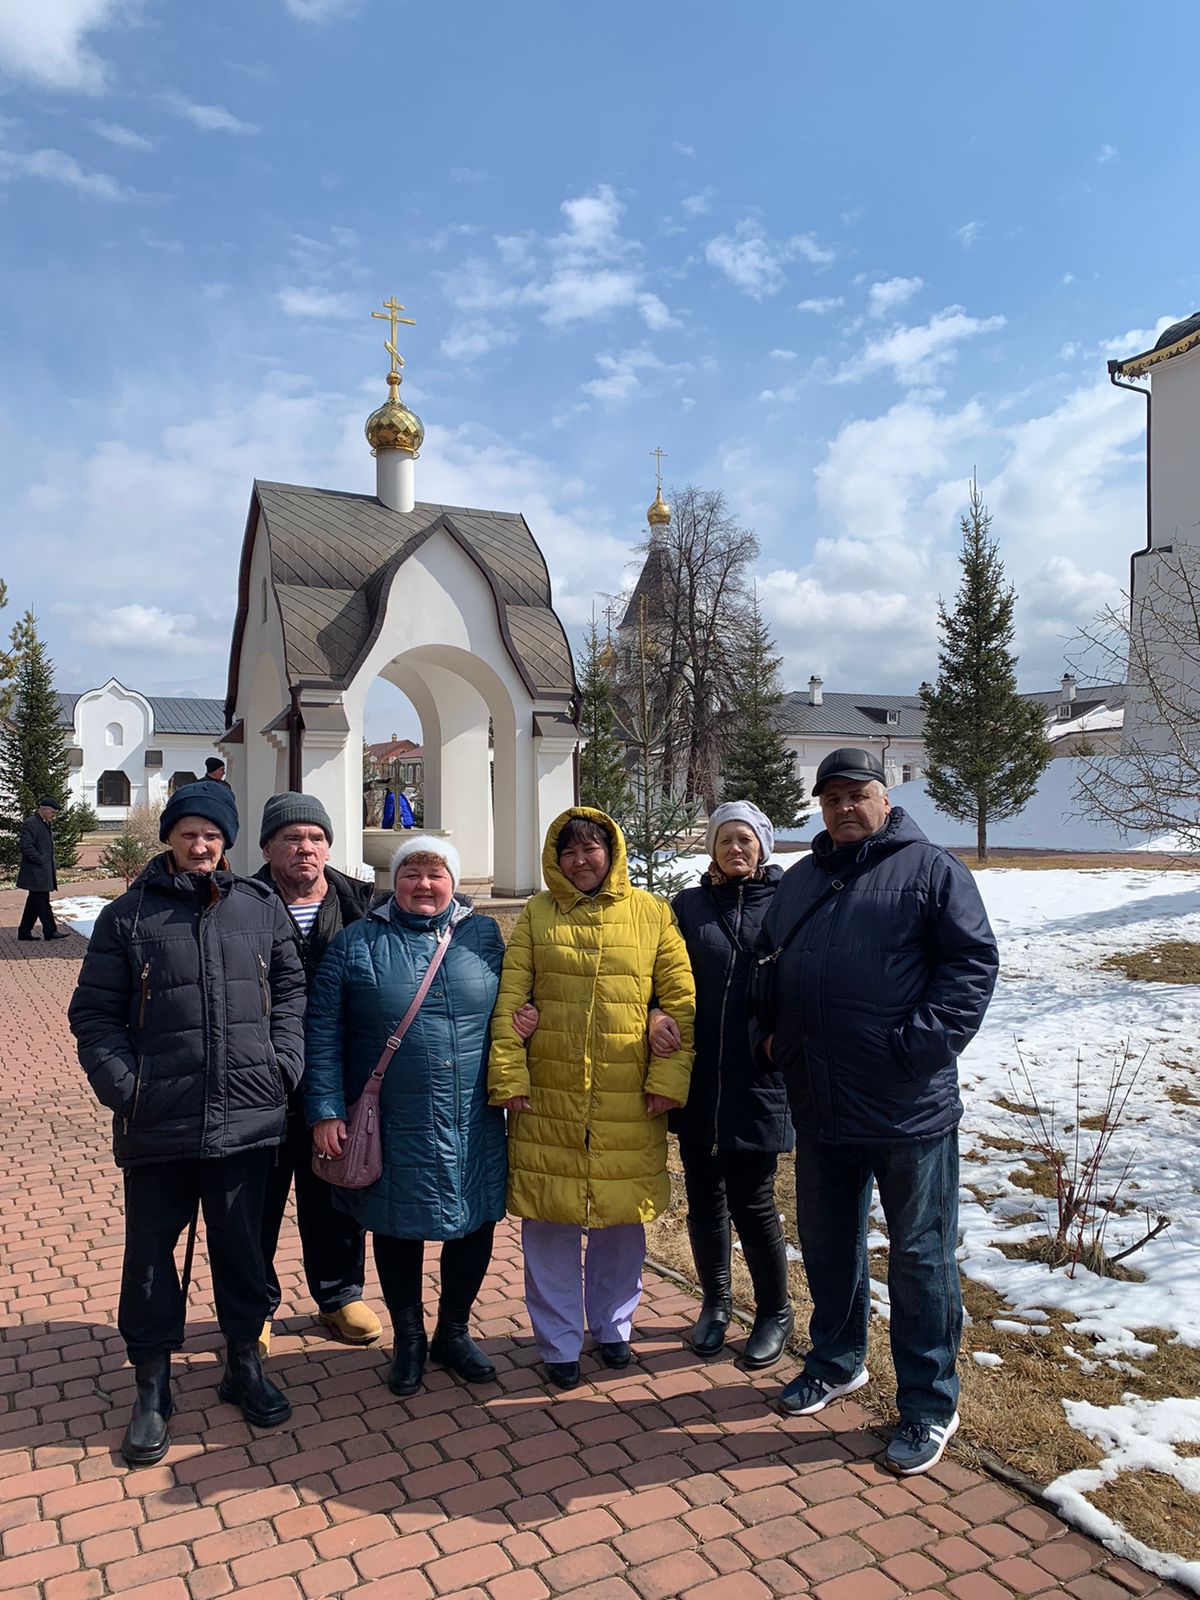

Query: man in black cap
<box><xmin>17</xmin><ymin>797</ymin><xmax>73</xmax><ymax>941</ymax></box>
<box><xmin>756</xmin><ymin>747</ymin><xmax>998</xmax><ymax>1477</ymax></box>
<box><xmin>255</xmin><ymin>792</ymin><xmax>381</xmax><ymax>1352</ymax></box>
<box><xmin>204</xmin><ymin>756</ymin><xmax>229</xmax><ymax>785</ymax></box>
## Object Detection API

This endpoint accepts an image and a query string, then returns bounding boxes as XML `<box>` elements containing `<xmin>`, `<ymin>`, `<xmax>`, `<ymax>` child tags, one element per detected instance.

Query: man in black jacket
<box><xmin>69</xmin><ymin>780</ymin><xmax>305</xmax><ymax>1466</ymax></box>
<box><xmin>17</xmin><ymin>797</ymin><xmax>73</xmax><ymax>941</ymax></box>
<box><xmin>760</xmin><ymin>749</ymin><xmax>998</xmax><ymax>1477</ymax></box>
<box><xmin>255</xmin><ymin>792</ymin><xmax>382</xmax><ymax>1352</ymax></box>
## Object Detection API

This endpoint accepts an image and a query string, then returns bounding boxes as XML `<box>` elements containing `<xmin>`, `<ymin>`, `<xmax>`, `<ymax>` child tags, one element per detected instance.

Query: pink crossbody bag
<box><xmin>311</xmin><ymin>928</ymin><xmax>453</xmax><ymax>1189</ymax></box>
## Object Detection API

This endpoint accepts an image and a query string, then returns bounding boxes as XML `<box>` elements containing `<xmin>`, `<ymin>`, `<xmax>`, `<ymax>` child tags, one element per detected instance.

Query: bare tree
<box><xmin>1072</xmin><ymin>547</ymin><xmax>1200</xmax><ymax>849</ymax></box>
<box><xmin>619</xmin><ymin>486</ymin><xmax>757</xmax><ymax>809</ymax></box>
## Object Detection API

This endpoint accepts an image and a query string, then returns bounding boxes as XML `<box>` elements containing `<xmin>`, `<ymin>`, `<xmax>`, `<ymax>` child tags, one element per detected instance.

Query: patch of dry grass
<box><xmin>1102</xmin><ymin>941</ymin><xmax>1200</xmax><ymax>985</ymax></box>
<box><xmin>1166</xmin><ymin>1083</ymin><xmax>1200</xmax><ymax>1108</ymax></box>
<box><xmin>1086</xmin><ymin>1472</ymin><xmax>1200</xmax><ymax>1561</ymax></box>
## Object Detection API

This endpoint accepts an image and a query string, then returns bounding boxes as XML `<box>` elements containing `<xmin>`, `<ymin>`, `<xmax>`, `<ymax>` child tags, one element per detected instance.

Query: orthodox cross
<box><xmin>650</xmin><ymin>445</ymin><xmax>668</xmax><ymax>490</ymax></box>
<box><xmin>372</xmin><ymin>296</ymin><xmax>416</xmax><ymax>378</ymax></box>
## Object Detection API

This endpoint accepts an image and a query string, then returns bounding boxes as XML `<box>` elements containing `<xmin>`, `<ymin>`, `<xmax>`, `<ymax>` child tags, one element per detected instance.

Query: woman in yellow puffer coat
<box><xmin>488</xmin><ymin>807</ymin><xmax>695</xmax><ymax>1390</ymax></box>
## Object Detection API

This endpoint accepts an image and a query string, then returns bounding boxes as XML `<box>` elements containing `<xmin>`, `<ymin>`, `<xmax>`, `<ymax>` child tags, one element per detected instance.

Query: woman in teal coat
<box><xmin>304</xmin><ymin>836</ymin><xmax>525</xmax><ymax>1397</ymax></box>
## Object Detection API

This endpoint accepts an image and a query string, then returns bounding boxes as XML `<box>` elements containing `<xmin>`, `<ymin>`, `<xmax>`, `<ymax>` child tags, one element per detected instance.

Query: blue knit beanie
<box><xmin>159</xmin><ymin>781</ymin><xmax>240</xmax><ymax>848</ymax></box>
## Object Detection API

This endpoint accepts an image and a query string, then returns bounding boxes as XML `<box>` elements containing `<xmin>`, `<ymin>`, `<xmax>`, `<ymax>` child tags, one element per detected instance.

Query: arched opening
<box><xmin>105</xmin><ymin>722</ymin><xmax>124</xmax><ymax>748</ymax></box>
<box><xmin>363</xmin><ymin>679</ymin><xmax>424</xmax><ymax>830</ymax></box>
<box><xmin>169</xmin><ymin>770</ymin><xmax>199</xmax><ymax>795</ymax></box>
<box><xmin>97</xmin><ymin>770</ymin><xmax>131</xmax><ymax>807</ymax></box>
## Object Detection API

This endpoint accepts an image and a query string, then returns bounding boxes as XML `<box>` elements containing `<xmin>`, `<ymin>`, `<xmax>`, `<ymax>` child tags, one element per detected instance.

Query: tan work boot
<box><xmin>257</xmin><ymin>1320</ymin><xmax>272</xmax><ymax>1360</ymax></box>
<box><xmin>319</xmin><ymin>1301</ymin><xmax>383</xmax><ymax>1345</ymax></box>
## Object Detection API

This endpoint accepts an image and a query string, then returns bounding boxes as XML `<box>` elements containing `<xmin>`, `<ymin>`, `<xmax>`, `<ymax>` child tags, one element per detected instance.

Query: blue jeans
<box><xmin>792</xmin><ymin>1126</ymin><xmax>961</xmax><ymax>1423</ymax></box>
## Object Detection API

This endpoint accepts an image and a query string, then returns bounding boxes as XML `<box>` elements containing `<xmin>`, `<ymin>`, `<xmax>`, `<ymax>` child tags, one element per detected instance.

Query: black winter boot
<box><xmin>387</xmin><ymin>1305</ymin><xmax>429</xmax><ymax>1396</ymax></box>
<box><xmin>740</xmin><ymin>1235</ymin><xmax>794</xmax><ymax>1371</ymax></box>
<box><xmin>217</xmin><ymin>1337</ymin><xmax>292</xmax><ymax>1426</ymax></box>
<box><xmin>430</xmin><ymin>1306</ymin><xmax>496</xmax><ymax>1384</ymax></box>
<box><xmin>687</xmin><ymin>1217</ymin><xmax>733</xmax><ymax>1356</ymax></box>
<box><xmin>121</xmin><ymin>1354</ymin><xmax>173</xmax><ymax>1467</ymax></box>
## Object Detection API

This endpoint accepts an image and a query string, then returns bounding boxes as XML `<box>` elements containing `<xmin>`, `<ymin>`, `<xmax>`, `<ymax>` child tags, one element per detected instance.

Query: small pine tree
<box><xmin>920</xmin><ymin>479</ymin><xmax>1052</xmax><ymax>862</ymax></box>
<box><xmin>73</xmin><ymin>799</ymin><xmax>100</xmax><ymax>834</ymax></box>
<box><xmin>99</xmin><ymin>831</ymin><xmax>149</xmax><ymax>887</ymax></box>
<box><xmin>0</xmin><ymin>613</ymin><xmax>82</xmax><ymax>871</ymax></box>
<box><xmin>720</xmin><ymin>590</ymin><xmax>806</xmax><ymax>827</ymax></box>
<box><xmin>577</xmin><ymin>614</ymin><xmax>631</xmax><ymax>819</ymax></box>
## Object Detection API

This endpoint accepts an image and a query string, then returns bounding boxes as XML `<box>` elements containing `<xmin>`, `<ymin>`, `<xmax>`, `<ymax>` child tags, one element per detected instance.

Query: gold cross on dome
<box><xmin>650</xmin><ymin>445</ymin><xmax>668</xmax><ymax>490</ymax></box>
<box><xmin>372</xmin><ymin>296</ymin><xmax>416</xmax><ymax>377</ymax></box>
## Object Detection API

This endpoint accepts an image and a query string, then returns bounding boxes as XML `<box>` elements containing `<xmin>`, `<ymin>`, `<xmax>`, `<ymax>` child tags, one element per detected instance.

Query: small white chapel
<box><xmin>219</xmin><ymin>299</ymin><xmax>579</xmax><ymax>896</ymax></box>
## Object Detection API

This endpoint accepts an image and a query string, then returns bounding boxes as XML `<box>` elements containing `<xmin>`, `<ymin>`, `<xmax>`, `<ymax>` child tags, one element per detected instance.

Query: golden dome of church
<box><xmin>365</xmin><ymin>373</ymin><xmax>424</xmax><ymax>456</ymax></box>
<box><xmin>647</xmin><ymin>485</ymin><xmax>671</xmax><ymax>527</ymax></box>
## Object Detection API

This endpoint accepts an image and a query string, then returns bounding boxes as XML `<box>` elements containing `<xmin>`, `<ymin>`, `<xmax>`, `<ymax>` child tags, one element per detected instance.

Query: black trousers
<box><xmin>373</xmin><ymin>1222</ymin><xmax>495</xmax><ymax>1317</ymax></box>
<box><xmin>119</xmin><ymin>1149</ymin><xmax>272</xmax><ymax>1365</ymax></box>
<box><xmin>261</xmin><ymin>1104</ymin><xmax>366</xmax><ymax>1316</ymax></box>
<box><xmin>679</xmin><ymin>1142</ymin><xmax>783</xmax><ymax>1251</ymax></box>
<box><xmin>18</xmin><ymin>890</ymin><xmax>58</xmax><ymax>937</ymax></box>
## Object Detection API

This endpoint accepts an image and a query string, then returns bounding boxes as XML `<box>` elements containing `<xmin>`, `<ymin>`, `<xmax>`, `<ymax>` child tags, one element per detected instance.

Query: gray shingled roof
<box><xmin>242</xmin><ymin>481</ymin><xmax>576</xmax><ymax>701</ymax></box>
<box><xmin>56</xmin><ymin>692</ymin><xmax>225</xmax><ymax>736</ymax></box>
<box><xmin>772</xmin><ymin>683</ymin><xmax>1126</xmax><ymax>740</ymax></box>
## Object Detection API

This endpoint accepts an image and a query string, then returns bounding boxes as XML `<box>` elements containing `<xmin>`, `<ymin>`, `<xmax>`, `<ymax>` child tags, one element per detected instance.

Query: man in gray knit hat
<box><xmin>255</xmin><ymin>793</ymin><xmax>381</xmax><ymax>1351</ymax></box>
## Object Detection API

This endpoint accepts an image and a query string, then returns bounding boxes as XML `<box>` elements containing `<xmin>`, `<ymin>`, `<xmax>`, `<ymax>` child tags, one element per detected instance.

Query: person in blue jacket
<box><xmin>758</xmin><ymin>749</ymin><xmax>998</xmax><ymax>1478</ymax></box>
<box><xmin>303</xmin><ymin>835</ymin><xmax>532</xmax><ymax>1397</ymax></box>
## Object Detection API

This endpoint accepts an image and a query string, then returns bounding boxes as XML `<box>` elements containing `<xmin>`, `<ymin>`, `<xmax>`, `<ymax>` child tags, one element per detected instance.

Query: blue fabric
<box><xmin>397</xmin><ymin>791</ymin><xmax>414</xmax><ymax>828</ymax></box>
<box><xmin>158</xmin><ymin>779</ymin><xmax>240</xmax><ymax>847</ymax></box>
<box><xmin>302</xmin><ymin>899</ymin><xmax>507</xmax><ymax>1240</ymax></box>
<box><xmin>380</xmin><ymin>790</ymin><xmax>395</xmax><ymax>829</ymax></box>
<box><xmin>793</xmin><ymin>1124</ymin><xmax>962</xmax><ymax>1423</ymax></box>
<box><xmin>669</xmin><ymin>866</ymin><xmax>792</xmax><ymax>1154</ymax></box>
<box><xmin>762</xmin><ymin>807</ymin><xmax>998</xmax><ymax>1145</ymax></box>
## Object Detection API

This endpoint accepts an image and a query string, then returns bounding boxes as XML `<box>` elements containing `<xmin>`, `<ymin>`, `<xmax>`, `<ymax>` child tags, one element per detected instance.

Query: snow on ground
<box><xmin>49</xmin><ymin>896</ymin><xmax>110</xmax><ymax>938</ymax></box>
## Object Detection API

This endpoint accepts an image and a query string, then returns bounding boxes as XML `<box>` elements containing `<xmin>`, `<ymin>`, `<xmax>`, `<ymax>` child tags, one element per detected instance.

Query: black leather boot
<box><xmin>687</xmin><ymin>1217</ymin><xmax>733</xmax><ymax>1356</ymax></box>
<box><xmin>121</xmin><ymin>1354</ymin><xmax>173</xmax><ymax>1466</ymax></box>
<box><xmin>387</xmin><ymin>1305</ymin><xmax>428</xmax><ymax>1396</ymax></box>
<box><xmin>217</xmin><ymin>1337</ymin><xmax>292</xmax><ymax>1426</ymax></box>
<box><xmin>741</xmin><ymin>1235</ymin><xmax>794</xmax><ymax>1371</ymax></box>
<box><xmin>430</xmin><ymin>1305</ymin><xmax>496</xmax><ymax>1383</ymax></box>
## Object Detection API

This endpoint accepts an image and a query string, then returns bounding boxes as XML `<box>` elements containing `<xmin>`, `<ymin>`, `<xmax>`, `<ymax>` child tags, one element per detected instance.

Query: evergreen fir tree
<box><xmin>0</xmin><ymin>613</ymin><xmax>82</xmax><ymax>872</ymax></box>
<box><xmin>720</xmin><ymin>591</ymin><xmax>806</xmax><ymax>826</ymax></box>
<box><xmin>576</xmin><ymin>615</ymin><xmax>630</xmax><ymax>819</ymax></box>
<box><xmin>919</xmin><ymin>480</ymin><xmax>1051</xmax><ymax>862</ymax></box>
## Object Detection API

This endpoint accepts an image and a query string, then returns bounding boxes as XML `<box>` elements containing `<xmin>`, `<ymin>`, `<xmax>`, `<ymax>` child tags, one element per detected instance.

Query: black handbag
<box><xmin>748</xmin><ymin>862</ymin><xmax>872</xmax><ymax>1028</ymax></box>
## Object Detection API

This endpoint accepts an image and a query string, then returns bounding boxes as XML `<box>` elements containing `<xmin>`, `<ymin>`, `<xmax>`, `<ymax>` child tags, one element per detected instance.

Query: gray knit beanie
<box><xmin>706</xmin><ymin>800</ymin><xmax>774</xmax><ymax>864</ymax></box>
<box><xmin>259</xmin><ymin>791</ymin><xmax>334</xmax><ymax>848</ymax></box>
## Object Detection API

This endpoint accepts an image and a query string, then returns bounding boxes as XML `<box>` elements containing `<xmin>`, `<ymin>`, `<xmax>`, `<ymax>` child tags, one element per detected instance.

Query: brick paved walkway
<box><xmin>0</xmin><ymin>887</ymin><xmax>1186</xmax><ymax>1600</ymax></box>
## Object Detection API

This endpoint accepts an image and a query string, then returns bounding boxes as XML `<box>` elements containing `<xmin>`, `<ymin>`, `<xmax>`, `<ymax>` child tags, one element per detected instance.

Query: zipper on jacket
<box><xmin>257</xmin><ymin>952</ymin><xmax>271</xmax><ymax>1016</ymax></box>
<box><xmin>711</xmin><ymin>883</ymin><xmax>743</xmax><ymax>1154</ymax></box>
<box><xmin>137</xmin><ymin>961</ymin><xmax>151</xmax><ymax>1029</ymax></box>
<box><xmin>123</xmin><ymin>1057</ymin><xmax>144</xmax><ymax>1135</ymax></box>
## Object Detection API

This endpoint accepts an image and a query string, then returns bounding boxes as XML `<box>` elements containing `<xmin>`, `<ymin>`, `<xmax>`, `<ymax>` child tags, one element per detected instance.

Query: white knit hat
<box><xmin>706</xmin><ymin>801</ymin><xmax>774</xmax><ymax>864</ymax></box>
<box><xmin>389</xmin><ymin>834</ymin><xmax>461</xmax><ymax>889</ymax></box>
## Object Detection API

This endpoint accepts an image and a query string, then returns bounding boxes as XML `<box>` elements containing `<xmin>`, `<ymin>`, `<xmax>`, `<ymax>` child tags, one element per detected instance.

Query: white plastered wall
<box><xmin>228</xmin><ymin>510</ymin><xmax>290</xmax><ymax>872</ymax></box>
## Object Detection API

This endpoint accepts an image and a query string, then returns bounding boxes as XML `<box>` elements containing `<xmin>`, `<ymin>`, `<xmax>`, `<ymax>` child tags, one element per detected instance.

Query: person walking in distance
<box><xmin>255</xmin><ymin>793</ymin><xmax>382</xmax><ymax>1352</ymax></box>
<box><xmin>17</xmin><ymin>797</ymin><xmax>73</xmax><ymax>941</ymax></box>
<box><xmin>759</xmin><ymin>749</ymin><xmax>998</xmax><ymax>1476</ymax></box>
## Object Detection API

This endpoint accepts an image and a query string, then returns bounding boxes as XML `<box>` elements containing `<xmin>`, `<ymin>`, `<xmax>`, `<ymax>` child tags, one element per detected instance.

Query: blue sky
<box><xmin>0</xmin><ymin>1</ymin><xmax>1192</xmax><ymax>739</ymax></box>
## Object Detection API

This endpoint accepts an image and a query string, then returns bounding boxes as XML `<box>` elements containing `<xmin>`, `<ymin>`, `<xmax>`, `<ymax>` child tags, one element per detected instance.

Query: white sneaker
<box><xmin>885</xmin><ymin>1412</ymin><xmax>960</xmax><ymax>1475</ymax></box>
<box><xmin>776</xmin><ymin>1366</ymin><xmax>870</xmax><ymax>1416</ymax></box>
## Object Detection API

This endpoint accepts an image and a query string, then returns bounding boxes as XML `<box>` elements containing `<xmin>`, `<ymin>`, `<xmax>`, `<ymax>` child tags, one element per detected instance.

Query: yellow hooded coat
<box><xmin>487</xmin><ymin>807</ymin><xmax>696</xmax><ymax>1228</ymax></box>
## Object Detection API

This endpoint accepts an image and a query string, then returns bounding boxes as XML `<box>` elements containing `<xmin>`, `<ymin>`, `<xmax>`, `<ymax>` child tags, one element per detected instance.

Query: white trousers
<box><xmin>521</xmin><ymin>1219</ymin><xmax>646</xmax><ymax>1362</ymax></box>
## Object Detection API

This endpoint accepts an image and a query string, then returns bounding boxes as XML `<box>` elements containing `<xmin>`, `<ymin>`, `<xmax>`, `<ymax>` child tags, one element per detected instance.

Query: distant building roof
<box><xmin>1111</xmin><ymin>313</ymin><xmax>1200</xmax><ymax>378</ymax></box>
<box><xmin>56</xmin><ymin>691</ymin><xmax>225</xmax><ymax>737</ymax></box>
<box><xmin>773</xmin><ymin>692</ymin><xmax>925</xmax><ymax>740</ymax></box>
<box><xmin>618</xmin><ymin>539</ymin><xmax>672</xmax><ymax>633</ymax></box>
<box><xmin>368</xmin><ymin>738</ymin><xmax>423</xmax><ymax>765</ymax></box>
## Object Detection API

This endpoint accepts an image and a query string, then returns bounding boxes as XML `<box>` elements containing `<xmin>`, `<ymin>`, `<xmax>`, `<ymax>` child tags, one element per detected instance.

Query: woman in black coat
<box><xmin>69</xmin><ymin>781</ymin><xmax>306</xmax><ymax>1468</ymax></box>
<box><xmin>656</xmin><ymin>801</ymin><xmax>793</xmax><ymax>1369</ymax></box>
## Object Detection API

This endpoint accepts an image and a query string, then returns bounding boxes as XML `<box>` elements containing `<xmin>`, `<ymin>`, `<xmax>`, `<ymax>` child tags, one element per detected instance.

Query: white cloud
<box><xmin>89</xmin><ymin>119</ymin><xmax>153</xmax><ymax>151</ymax></box>
<box><xmin>0</xmin><ymin>145</ymin><xmax>133</xmax><ymax>201</ymax></box>
<box><xmin>439</xmin><ymin>320</ymin><xmax>517</xmax><ymax>362</ymax></box>
<box><xmin>792</xmin><ymin>233</ymin><xmax>836</xmax><ymax>267</ymax></box>
<box><xmin>278</xmin><ymin>286</ymin><xmax>358</xmax><ymax>318</ymax></box>
<box><xmin>704</xmin><ymin>220</ymin><xmax>788</xmax><ymax>298</ymax></box>
<box><xmin>162</xmin><ymin>92</ymin><xmax>259</xmax><ymax>135</ymax></box>
<box><xmin>1096</xmin><ymin>143</ymin><xmax>1118</xmax><ymax>163</ymax></box>
<box><xmin>796</xmin><ymin>296</ymin><xmax>844</xmax><ymax>314</ymax></box>
<box><xmin>283</xmin><ymin>0</ymin><xmax>361</xmax><ymax>18</ymax></box>
<box><xmin>64</xmin><ymin>602</ymin><xmax>219</xmax><ymax>655</ymax></box>
<box><xmin>1061</xmin><ymin>272</ymin><xmax>1076</xmax><ymax>286</ymax></box>
<box><xmin>672</xmin><ymin>141</ymin><xmax>696</xmax><ymax>158</ymax></box>
<box><xmin>637</xmin><ymin>293</ymin><xmax>680</xmax><ymax>331</ymax></box>
<box><xmin>1100</xmin><ymin>316</ymin><xmax>1178</xmax><ymax>359</ymax></box>
<box><xmin>449</xmin><ymin>165</ymin><xmax>488</xmax><ymax>183</ymax></box>
<box><xmin>867</xmin><ymin>275</ymin><xmax>923</xmax><ymax>318</ymax></box>
<box><xmin>769</xmin><ymin>349</ymin><xmax>798</xmax><ymax>361</ymax></box>
<box><xmin>955</xmin><ymin>219</ymin><xmax>983</xmax><ymax>249</ymax></box>
<box><xmin>835</xmin><ymin>306</ymin><xmax>1006</xmax><ymax>386</ymax></box>
<box><xmin>582</xmin><ymin>346</ymin><xmax>663</xmax><ymax>405</ymax></box>
<box><xmin>681</xmin><ymin>187</ymin><xmax>715</xmax><ymax>217</ymax></box>
<box><xmin>0</xmin><ymin>0</ymin><xmax>129</xmax><ymax>93</ymax></box>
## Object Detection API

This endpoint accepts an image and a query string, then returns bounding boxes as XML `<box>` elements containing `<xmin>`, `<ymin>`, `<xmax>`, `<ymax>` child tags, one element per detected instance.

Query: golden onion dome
<box><xmin>365</xmin><ymin>375</ymin><xmax>424</xmax><ymax>455</ymax></box>
<box><xmin>647</xmin><ymin>486</ymin><xmax>671</xmax><ymax>527</ymax></box>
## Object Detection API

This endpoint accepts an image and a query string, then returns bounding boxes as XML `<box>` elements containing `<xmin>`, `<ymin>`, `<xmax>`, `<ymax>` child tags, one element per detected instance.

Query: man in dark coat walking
<box><xmin>17</xmin><ymin>797</ymin><xmax>72</xmax><ymax>941</ymax></box>
<box><xmin>759</xmin><ymin>748</ymin><xmax>998</xmax><ymax>1477</ymax></box>
<box><xmin>254</xmin><ymin>792</ymin><xmax>381</xmax><ymax>1353</ymax></box>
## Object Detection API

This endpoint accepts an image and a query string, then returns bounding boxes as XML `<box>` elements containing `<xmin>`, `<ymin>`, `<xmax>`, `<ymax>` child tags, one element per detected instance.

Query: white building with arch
<box><xmin>220</xmin><ymin>331</ymin><xmax>579</xmax><ymax>894</ymax></box>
